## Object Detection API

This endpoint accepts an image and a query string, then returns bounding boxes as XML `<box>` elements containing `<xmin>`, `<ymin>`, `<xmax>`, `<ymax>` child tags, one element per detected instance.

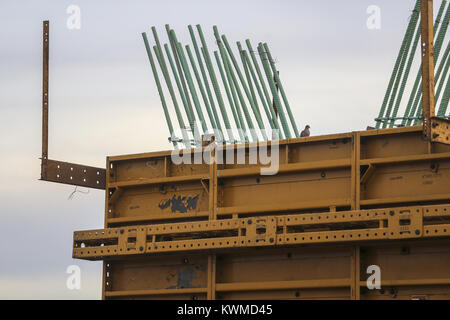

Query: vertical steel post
<box><xmin>420</xmin><ymin>0</ymin><xmax>436</xmax><ymax>137</ymax></box>
<box><xmin>41</xmin><ymin>20</ymin><xmax>49</xmax><ymax>179</ymax></box>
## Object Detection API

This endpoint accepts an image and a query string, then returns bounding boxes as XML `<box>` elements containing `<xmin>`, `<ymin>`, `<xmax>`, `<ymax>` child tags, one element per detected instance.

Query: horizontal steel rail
<box><xmin>73</xmin><ymin>204</ymin><xmax>450</xmax><ymax>260</ymax></box>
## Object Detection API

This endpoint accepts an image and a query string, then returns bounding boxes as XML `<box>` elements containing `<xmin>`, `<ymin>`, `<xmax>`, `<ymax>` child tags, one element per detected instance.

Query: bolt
<box><xmin>389</xmin><ymin>210</ymin><xmax>394</xmax><ymax>216</ymax></box>
<box><xmin>139</xmin><ymin>246</ymin><xmax>144</xmax><ymax>251</ymax></box>
<box><xmin>415</xmin><ymin>229</ymin><xmax>420</xmax><ymax>235</ymax></box>
<box><xmin>120</xmin><ymin>229</ymin><xmax>124</xmax><ymax>234</ymax></box>
<box><xmin>248</xmin><ymin>219</ymin><xmax>252</xmax><ymax>224</ymax></box>
<box><xmin>269</xmin><ymin>238</ymin><xmax>274</xmax><ymax>243</ymax></box>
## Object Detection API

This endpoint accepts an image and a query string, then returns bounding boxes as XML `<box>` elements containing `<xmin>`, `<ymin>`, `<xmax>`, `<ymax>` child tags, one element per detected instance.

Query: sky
<box><xmin>0</xmin><ymin>0</ymin><xmax>447</xmax><ymax>299</ymax></box>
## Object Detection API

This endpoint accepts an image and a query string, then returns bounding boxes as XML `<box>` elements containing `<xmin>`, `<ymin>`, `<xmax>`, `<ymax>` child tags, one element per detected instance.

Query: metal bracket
<box><xmin>39</xmin><ymin>20</ymin><xmax>106</xmax><ymax>190</ymax></box>
<box><xmin>430</xmin><ymin>116</ymin><xmax>450</xmax><ymax>145</ymax></box>
<box><xmin>41</xmin><ymin>159</ymin><xmax>106</xmax><ymax>190</ymax></box>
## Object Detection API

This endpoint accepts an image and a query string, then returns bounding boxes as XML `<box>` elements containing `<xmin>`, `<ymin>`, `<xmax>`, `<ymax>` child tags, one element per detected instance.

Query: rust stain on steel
<box><xmin>158</xmin><ymin>194</ymin><xmax>200</xmax><ymax>213</ymax></box>
<box><xmin>166</xmin><ymin>266</ymin><xmax>202</xmax><ymax>289</ymax></box>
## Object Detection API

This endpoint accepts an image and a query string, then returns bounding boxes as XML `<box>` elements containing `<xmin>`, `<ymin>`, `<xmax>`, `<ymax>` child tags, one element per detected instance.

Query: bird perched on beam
<box><xmin>300</xmin><ymin>125</ymin><xmax>310</xmax><ymax>137</ymax></box>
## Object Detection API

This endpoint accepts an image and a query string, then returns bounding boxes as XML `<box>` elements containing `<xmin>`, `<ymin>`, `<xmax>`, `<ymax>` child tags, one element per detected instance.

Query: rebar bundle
<box><xmin>375</xmin><ymin>0</ymin><xmax>450</xmax><ymax>128</ymax></box>
<box><xmin>142</xmin><ymin>25</ymin><xmax>300</xmax><ymax>148</ymax></box>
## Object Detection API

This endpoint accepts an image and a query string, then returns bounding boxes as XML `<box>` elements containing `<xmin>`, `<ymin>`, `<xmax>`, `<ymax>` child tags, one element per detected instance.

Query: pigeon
<box><xmin>300</xmin><ymin>125</ymin><xmax>310</xmax><ymax>137</ymax></box>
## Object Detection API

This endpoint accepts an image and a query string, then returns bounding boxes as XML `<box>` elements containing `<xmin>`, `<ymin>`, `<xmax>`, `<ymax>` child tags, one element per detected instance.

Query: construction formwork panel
<box><xmin>73</xmin><ymin>126</ymin><xmax>450</xmax><ymax>299</ymax></box>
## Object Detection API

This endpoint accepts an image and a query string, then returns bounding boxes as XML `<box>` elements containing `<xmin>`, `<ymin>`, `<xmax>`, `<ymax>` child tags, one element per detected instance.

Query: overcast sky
<box><xmin>0</xmin><ymin>0</ymin><xmax>447</xmax><ymax>299</ymax></box>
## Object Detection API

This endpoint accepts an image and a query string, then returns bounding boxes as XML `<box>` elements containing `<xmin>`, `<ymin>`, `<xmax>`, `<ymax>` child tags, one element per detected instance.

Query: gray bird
<box><xmin>300</xmin><ymin>125</ymin><xmax>310</xmax><ymax>137</ymax></box>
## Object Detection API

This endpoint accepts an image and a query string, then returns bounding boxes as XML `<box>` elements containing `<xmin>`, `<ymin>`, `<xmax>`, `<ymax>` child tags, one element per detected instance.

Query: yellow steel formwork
<box><xmin>73</xmin><ymin>126</ymin><xmax>450</xmax><ymax>299</ymax></box>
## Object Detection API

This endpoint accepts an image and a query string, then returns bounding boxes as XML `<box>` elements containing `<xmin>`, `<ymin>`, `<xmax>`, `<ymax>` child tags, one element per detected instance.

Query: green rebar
<box><xmin>185</xmin><ymin>45</ymin><xmax>217</xmax><ymax>130</ymax></box>
<box><xmin>258</xmin><ymin>43</ymin><xmax>292</xmax><ymax>139</ymax></box>
<box><xmin>436</xmin><ymin>43</ymin><xmax>450</xmax><ymax>115</ymax></box>
<box><xmin>388</xmin><ymin>2</ymin><xmax>421</xmax><ymax>127</ymax></box>
<box><xmin>214</xmin><ymin>46</ymin><xmax>249</xmax><ymax>142</ymax></box>
<box><xmin>407</xmin><ymin>0</ymin><xmax>448</xmax><ymax>125</ymax></box>
<box><xmin>173</xmin><ymin>38</ymin><xmax>208</xmax><ymax>134</ymax></box>
<box><xmin>382</xmin><ymin>0</ymin><xmax>420</xmax><ymax>128</ymax></box>
<box><xmin>226</xmin><ymin>63</ymin><xmax>249</xmax><ymax>142</ymax></box>
<box><xmin>376</xmin><ymin>2</ymin><xmax>418</xmax><ymax>128</ymax></box>
<box><xmin>401</xmin><ymin>0</ymin><xmax>446</xmax><ymax>126</ymax></box>
<box><xmin>196</xmin><ymin>24</ymin><xmax>234</xmax><ymax>143</ymax></box>
<box><xmin>246</xmin><ymin>39</ymin><xmax>282</xmax><ymax>137</ymax></box>
<box><xmin>151</xmin><ymin>27</ymin><xmax>191</xmax><ymax>145</ymax></box>
<box><xmin>142</xmin><ymin>32</ymin><xmax>177</xmax><ymax>148</ymax></box>
<box><xmin>213</xmin><ymin>46</ymin><xmax>258</xmax><ymax>141</ymax></box>
<box><xmin>439</xmin><ymin>70</ymin><xmax>450</xmax><ymax>115</ymax></box>
<box><xmin>240</xmin><ymin>45</ymin><xmax>275</xmax><ymax>130</ymax></box>
<box><xmin>213</xmin><ymin>29</ymin><xmax>258</xmax><ymax>142</ymax></box>
<box><xmin>163</xmin><ymin>43</ymin><xmax>199</xmax><ymax>140</ymax></box>
<box><xmin>412</xmin><ymin>2</ymin><xmax>450</xmax><ymax>125</ymax></box>
<box><xmin>400</xmin><ymin>22</ymin><xmax>427</xmax><ymax>126</ymax></box>
<box><xmin>263</xmin><ymin>43</ymin><xmax>300</xmax><ymax>137</ymax></box>
<box><xmin>402</xmin><ymin>0</ymin><xmax>447</xmax><ymax>126</ymax></box>
<box><xmin>152</xmin><ymin>45</ymin><xmax>191</xmax><ymax>147</ymax></box>
<box><xmin>165</xmin><ymin>25</ymin><xmax>197</xmax><ymax>131</ymax></box>
<box><xmin>147</xmin><ymin>28</ymin><xmax>190</xmax><ymax>147</ymax></box>
<box><xmin>213</xmin><ymin>50</ymin><xmax>246</xmax><ymax>142</ymax></box>
<box><xmin>219</xmin><ymin>30</ymin><xmax>268</xmax><ymax>140</ymax></box>
<box><xmin>188</xmin><ymin>25</ymin><xmax>223</xmax><ymax>133</ymax></box>
<box><xmin>237</xmin><ymin>43</ymin><xmax>263</xmax><ymax>128</ymax></box>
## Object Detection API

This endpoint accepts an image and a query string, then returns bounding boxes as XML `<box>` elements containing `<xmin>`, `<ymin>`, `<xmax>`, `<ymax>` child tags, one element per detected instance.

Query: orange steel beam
<box><xmin>420</xmin><ymin>0</ymin><xmax>436</xmax><ymax>138</ymax></box>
